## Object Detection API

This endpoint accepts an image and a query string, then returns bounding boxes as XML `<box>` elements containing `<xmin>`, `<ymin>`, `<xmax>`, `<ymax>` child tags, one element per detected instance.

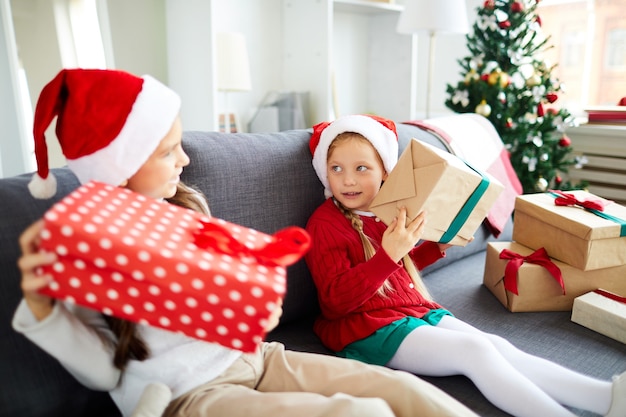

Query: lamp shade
<box><xmin>397</xmin><ymin>0</ymin><xmax>469</xmax><ymax>34</ymax></box>
<box><xmin>216</xmin><ymin>32</ymin><xmax>252</xmax><ymax>92</ymax></box>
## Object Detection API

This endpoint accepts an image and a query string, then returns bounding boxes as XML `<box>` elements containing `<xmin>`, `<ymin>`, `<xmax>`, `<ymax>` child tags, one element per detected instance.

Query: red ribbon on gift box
<box><xmin>594</xmin><ymin>289</ymin><xmax>626</xmax><ymax>305</ymax></box>
<box><xmin>193</xmin><ymin>221</ymin><xmax>311</xmax><ymax>267</ymax></box>
<box><xmin>499</xmin><ymin>247</ymin><xmax>564</xmax><ymax>296</ymax></box>
<box><xmin>550</xmin><ymin>189</ymin><xmax>607</xmax><ymax>211</ymax></box>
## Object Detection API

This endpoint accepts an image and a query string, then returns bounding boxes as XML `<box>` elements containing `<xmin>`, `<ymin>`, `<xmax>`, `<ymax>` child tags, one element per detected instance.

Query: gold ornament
<box><xmin>475</xmin><ymin>99</ymin><xmax>492</xmax><ymax>117</ymax></box>
<box><xmin>499</xmin><ymin>72</ymin><xmax>510</xmax><ymax>88</ymax></box>
<box><xmin>535</xmin><ymin>176</ymin><xmax>548</xmax><ymax>192</ymax></box>
<box><xmin>526</xmin><ymin>73</ymin><xmax>542</xmax><ymax>87</ymax></box>
<box><xmin>487</xmin><ymin>71</ymin><xmax>500</xmax><ymax>86</ymax></box>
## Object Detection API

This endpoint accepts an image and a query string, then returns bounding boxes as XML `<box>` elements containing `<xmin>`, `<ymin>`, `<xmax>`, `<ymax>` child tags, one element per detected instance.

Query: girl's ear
<box><xmin>382</xmin><ymin>172</ymin><xmax>389</xmax><ymax>181</ymax></box>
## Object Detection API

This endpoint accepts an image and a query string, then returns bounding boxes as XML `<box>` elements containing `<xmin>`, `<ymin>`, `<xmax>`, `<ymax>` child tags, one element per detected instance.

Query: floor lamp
<box><xmin>216</xmin><ymin>32</ymin><xmax>251</xmax><ymax>133</ymax></box>
<box><xmin>397</xmin><ymin>0</ymin><xmax>469</xmax><ymax>119</ymax></box>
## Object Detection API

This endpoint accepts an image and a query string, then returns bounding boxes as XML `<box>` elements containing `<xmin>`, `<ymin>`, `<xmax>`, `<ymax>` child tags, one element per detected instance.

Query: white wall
<box><xmin>1</xmin><ymin>0</ymin><xmax>481</xmax><ymax>177</ymax></box>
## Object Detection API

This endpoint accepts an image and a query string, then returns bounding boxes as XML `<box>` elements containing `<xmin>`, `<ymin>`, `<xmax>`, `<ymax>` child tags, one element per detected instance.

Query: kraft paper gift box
<box><xmin>513</xmin><ymin>190</ymin><xmax>626</xmax><ymax>271</ymax></box>
<box><xmin>571</xmin><ymin>289</ymin><xmax>626</xmax><ymax>344</ymax></box>
<box><xmin>370</xmin><ymin>139</ymin><xmax>504</xmax><ymax>246</ymax></box>
<box><xmin>483</xmin><ymin>241</ymin><xmax>626</xmax><ymax>312</ymax></box>
<box><xmin>38</xmin><ymin>181</ymin><xmax>311</xmax><ymax>353</ymax></box>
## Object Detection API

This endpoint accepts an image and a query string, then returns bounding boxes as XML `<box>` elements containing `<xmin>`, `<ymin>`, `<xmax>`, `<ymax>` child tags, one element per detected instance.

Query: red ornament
<box><xmin>481</xmin><ymin>73</ymin><xmax>490</xmax><ymax>82</ymax></box>
<box><xmin>511</xmin><ymin>1</ymin><xmax>524</xmax><ymax>12</ymax></box>
<box><xmin>546</xmin><ymin>93</ymin><xmax>558</xmax><ymax>103</ymax></box>
<box><xmin>483</xmin><ymin>0</ymin><xmax>495</xmax><ymax>9</ymax></box>
<box><xmin>558</xmin><ymin>135</ymin><xmax>572</xmax><ymax>147</ymax></box>
<box><xmin>537</xmin><ymin>103</ymin><xmax>545</xmax><ymax>117</ymax></box>
<box><xmin>505</xmin><ymin>118</ymin><xmax>513</xmax><ymax>128</ymax></box>
<box><xmin>535</xmin><ymin>15</ymin><xmax>542</xmax><ymax>26</ymax></box>
<box><xmin>555</xmin><ymin>175</ymin><xmax>562</xmax><ymax>185</ymax></box>
<box><xmin>499</xmin><ymin>20</ymin><xmax>511</xmax><ymax>29</ymax></box>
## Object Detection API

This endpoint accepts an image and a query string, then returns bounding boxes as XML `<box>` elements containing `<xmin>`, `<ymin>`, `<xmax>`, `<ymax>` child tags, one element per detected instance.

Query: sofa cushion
<box><xmin>0</xmin><ymin>168</ymin><xmax>120</xmax><ymax>417</ymax></box>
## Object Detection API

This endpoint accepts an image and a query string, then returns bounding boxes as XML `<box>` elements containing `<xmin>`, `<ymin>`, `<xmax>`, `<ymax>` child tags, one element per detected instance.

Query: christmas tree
<box><xmin>445</xmin><ymin>0</ymin><xmax>586</xmax><ymax>193</ymax></box>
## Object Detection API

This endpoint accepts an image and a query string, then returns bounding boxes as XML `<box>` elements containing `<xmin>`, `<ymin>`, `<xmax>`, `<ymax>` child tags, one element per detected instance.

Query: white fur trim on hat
<box><xmin>67</xmin><ymin>75</ymin><xmax>181</xmax><ymax>186</ymax></box>
<box><xmin>311</xmin><ymin>115</ymin><xmax>398</xmax><ymax>198</ymax></box>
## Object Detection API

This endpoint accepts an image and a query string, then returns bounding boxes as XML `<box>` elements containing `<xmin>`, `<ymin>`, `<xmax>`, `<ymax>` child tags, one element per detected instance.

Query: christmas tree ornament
<box><xmin>499</xmin><ymin>20</ymin><xmax>511</xmax><ymax>29</ymax></box>
<box><xmin>475</xmin><ymin>99</ymin><xmax>492</xmax><ymax>117</ymax></box>
<box><xmin>498</xmin><ymin>91</ymin><xmax>506</xmax><ymax>103</ymax></box>
<box><xmin>487</xmin><ymin>71</ymin><xmax>500</xmax><ymax>86</ymax></box>
<box><xmin>558</xmin><ymin>135</ymin><xmax>572</xmax><ymax>147</ymax></box>
<box><xmin>546</xmin><ymin>92</ymin><xmax>558</xmax><ymax>103</ymax></box>
<box><xmin>511</xmin><ymin>1</ymin><xmax>524</xmax><ymax>12</ymax></box>
<box><xmin>526</xmin><ymin>73</ymin><xmax>542</xmax><ymax>87</ymax></box>
<box><xmin>499</xmin><ymin>72</ymin><xmax>510</xmax><ymax>88</ymax></box>
<box><xmin>505</xmin><ymin>118</ymin><xmax>514</xmax><ymax>128</ymax></box>
<box><xmin>484</xmin><ymin>0</ymin><xmax>495</xmax><ymax>10</ymax></box>
<box><xmin>535</xmin><ymin>176</ymin><xmax>548</xmax><ymax>192</ymax></box>
<box><xmin>537</xmin><ymin>102</ymin><xmax>545</xmax><ymax>117</ymax></box>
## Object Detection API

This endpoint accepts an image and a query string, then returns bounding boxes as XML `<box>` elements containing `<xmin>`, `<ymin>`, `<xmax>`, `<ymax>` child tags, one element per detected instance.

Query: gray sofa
<box><xmin>1</xmin><ymin>120</ymin><xmax>624</xmax><ymax>417</ymax></box>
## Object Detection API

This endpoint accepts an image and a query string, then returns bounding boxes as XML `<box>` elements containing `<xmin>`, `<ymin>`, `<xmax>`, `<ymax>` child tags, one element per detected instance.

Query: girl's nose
<box><xmin>343</xmin><ymin>173</ymin><xmax>356</xmax><ymax>186</ymax></box>
<box><xmin>178</xmin><ymin>147</ymin><xmax>190</xmax><ymax>167</ymax></box>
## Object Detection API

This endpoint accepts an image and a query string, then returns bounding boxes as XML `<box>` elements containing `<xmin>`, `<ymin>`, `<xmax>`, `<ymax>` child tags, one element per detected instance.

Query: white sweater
<box><xmin>12</xmin><ymin>300</ymin><xmax>242</xmax><ymax>416</ymax></box>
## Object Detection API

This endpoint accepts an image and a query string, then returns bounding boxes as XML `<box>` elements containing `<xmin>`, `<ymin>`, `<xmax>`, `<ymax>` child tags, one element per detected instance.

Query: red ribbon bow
<box><xmin>550</xmin><ymin>190</ymin><xmax>607</xmax><ymax>212</ymax></box>
<box><xmin>193</xmin><ymin>221</ymin><xmax>311</xmax><ymax>267</ymax></box>
<box><xmin>499</xmin><ymin>247</ymin><xmax>564</xmax><ymax>296</ymax></box>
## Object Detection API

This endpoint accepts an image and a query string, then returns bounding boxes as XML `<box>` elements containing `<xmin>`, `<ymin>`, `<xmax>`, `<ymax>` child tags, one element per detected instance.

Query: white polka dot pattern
<box><xmin>38</xmin><ymin>181</ymin><xmax>290</xmax><ymax>353</ymax></box>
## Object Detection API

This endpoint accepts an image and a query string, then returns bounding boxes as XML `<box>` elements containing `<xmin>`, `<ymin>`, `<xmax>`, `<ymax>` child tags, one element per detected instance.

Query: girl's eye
<box><xmin>357</xmin><ymin>165</ymin><xmax>367</xmax><ymax>172</ymax></box>
<box><xmin>331</xmin><ymin>165</ymin><xmax>342</xmax><ymax>173</ymax></box>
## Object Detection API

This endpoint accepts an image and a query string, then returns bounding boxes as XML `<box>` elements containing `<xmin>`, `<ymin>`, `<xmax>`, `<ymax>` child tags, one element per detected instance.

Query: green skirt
<box><xmin>337</xmin><ymin>309</ymin><xmax>453</xmax><ymax>366</ymax></box>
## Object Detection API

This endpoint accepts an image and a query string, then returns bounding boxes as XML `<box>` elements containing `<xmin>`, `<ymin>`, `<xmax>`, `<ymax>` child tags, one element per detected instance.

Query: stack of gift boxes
<box><xmin>483</xmin><ymin>190</ymin><xmax>626</xmax><ymax>344</ymax></box>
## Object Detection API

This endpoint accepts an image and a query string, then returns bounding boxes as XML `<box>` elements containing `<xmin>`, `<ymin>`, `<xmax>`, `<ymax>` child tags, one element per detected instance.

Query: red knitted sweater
<box><xmin>305</xmin><ymin>198</ymin><xmax>445</xmax><ymax>352</ymax></box>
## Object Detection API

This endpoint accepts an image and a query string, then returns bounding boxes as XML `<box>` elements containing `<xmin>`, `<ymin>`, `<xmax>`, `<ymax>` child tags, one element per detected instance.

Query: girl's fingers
<box><xmin>18</xmin><ymin>220</ymin><xmax>45</xmax><ymax>255</ymax></box>
<box><xmin>17</xmin><ymin>251</ymin><xmax>56</xmax><ymax>274</ymax></box>
<box><xmin>21</xmin><ymin>273</ymin><xmax>54</xmax><ymax>293</ymax></box>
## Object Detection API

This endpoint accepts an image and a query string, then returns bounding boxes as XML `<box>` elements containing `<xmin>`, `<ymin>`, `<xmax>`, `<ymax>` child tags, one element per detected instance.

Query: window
<box><xmin>538</xmin><ymin>0</ymin><xmax>626</xmax><ymax>115</ymax></box>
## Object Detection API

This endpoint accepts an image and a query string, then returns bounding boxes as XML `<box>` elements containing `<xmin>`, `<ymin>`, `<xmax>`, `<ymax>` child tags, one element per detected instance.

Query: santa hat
<box><xmin>28</xmin><ymin>68</ymin><xmax>181</xmax><ymax>199</ymax></box>
<box><xmin>309</xmin><ymin>114</ymin><xmax>398</xmax><ymax>198</ymax></box>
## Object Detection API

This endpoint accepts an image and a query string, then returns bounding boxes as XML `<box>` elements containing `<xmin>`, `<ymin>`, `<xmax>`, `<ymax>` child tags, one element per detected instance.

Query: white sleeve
<box><xmin>12</xmin><ymin>299</ymin><xmax>121</xmax><ymax>391</ymax></box>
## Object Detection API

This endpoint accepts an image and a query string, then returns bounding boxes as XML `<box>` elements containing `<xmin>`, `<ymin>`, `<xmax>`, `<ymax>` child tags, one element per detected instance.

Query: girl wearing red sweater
<box><xmin>305</xmin><ymin>114</ymin><xmax>626</xmax><ymax>417</ymax></box>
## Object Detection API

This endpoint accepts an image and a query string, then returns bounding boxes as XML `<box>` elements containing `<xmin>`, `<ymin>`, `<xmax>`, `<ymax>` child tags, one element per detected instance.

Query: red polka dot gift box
<box><xmin>37</xmin><ymin>181</ymin><xmax>311</xmax><ymax>352</ymax></box>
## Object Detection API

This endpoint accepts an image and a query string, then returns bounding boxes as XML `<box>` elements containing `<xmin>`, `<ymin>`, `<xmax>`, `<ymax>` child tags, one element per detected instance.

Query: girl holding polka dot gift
<box><xmin>305</xmin><ymin>114</ymin><xmax>626</xmax><ymax>417</ymax></box>
<box><xmin>12</xmin><ymin>69</ymin><xmax>478</xmax><ymax>417</ymax></box>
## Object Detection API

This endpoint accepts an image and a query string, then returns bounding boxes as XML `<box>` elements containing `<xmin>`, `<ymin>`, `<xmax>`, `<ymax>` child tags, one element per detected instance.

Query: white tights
<box><xmin>386</xmin><ymin>316</ymin><xmax>612</xmax><ymax>417</ymax></box>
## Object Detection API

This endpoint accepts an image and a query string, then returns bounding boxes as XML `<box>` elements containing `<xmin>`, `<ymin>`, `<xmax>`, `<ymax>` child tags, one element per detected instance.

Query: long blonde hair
<box><xmin>329</xmin><ymin>133</ymin><xmax>432</xmax><ymax>300</ymax></box>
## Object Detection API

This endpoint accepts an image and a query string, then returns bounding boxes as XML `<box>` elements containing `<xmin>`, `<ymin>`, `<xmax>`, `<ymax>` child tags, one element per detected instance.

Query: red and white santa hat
<box><xmin>28</xmin><ymin>68</ymin><xmax>181</xmax><ymax>199</ymax></box>
<box><xmin>309</xmin><ymin>114</ymin><xmax>398</xmax><ymax>198</ymax></box>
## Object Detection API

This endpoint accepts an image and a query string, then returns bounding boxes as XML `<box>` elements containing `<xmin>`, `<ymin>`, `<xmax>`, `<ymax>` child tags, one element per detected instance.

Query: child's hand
<box><xmin>17</xmin><ymin>220</ymin><xmax>56</xmax><ymax>321</ymax></box>
<box><xmin>382</xmin><ymin>208</ymin><xmax>426</xmax><ymax>263</ymax></box>
<box><xmin>263</xmin><ymin>298</ymin><xmax>283</xmax><ymax>333</ymax></box>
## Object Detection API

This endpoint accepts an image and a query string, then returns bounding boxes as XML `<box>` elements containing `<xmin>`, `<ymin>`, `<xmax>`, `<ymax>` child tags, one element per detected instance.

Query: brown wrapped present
<box><xmin>483</xmin><ymin>242</ymin><xmax>626</xmax><ymax>312</ymax></box>
<box><xmin>370</xmin><ymin>139</ymin><xmax>503</xmax><ymax>246</ymax></box>
<box><xmin>513</xmin><ymin>190</ymin><xmax>626</xmax><ymax>271</ymax></box>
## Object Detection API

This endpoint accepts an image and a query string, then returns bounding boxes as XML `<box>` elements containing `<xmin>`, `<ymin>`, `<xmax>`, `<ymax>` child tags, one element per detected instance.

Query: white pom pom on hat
<box><xmin>309</xmin><ymin>114</ymin><xmax>399</xmax><ymax>198</ymax></box>
<box><xmin>28</xmin><ymin>68</ymin><xmax>181</xmax><ymax>199</ymax></box>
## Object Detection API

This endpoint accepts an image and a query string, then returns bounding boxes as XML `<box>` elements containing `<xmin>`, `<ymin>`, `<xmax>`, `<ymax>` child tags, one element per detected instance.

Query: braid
<box><xmin>334</xmin><ymin>199</ymin><xmax>393</xmax><ymax>295</ymax></box>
